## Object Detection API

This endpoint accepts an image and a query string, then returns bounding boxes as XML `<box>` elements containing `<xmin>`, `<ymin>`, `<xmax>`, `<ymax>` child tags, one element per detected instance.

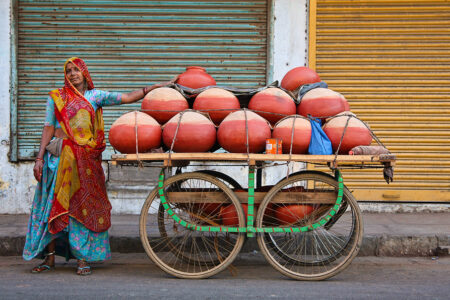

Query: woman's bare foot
<box><xmin>76</xmin><ymin>259</ymin><xmax>91</xmax><ymax>276</ymax></box>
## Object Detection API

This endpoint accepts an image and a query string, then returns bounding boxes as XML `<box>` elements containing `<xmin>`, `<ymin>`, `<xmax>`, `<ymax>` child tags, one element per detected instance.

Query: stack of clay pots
<box><xmin>109</xmin><ymin>65</ymin><xmax>372</xmax><ymax>155</ymax></box>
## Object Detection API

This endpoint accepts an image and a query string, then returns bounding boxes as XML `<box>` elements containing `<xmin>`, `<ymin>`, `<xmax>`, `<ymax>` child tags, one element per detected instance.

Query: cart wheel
<box><xmin>256</xmin><ymin>171</ymin><xmax>363</xmax><ymax>281</ymax></box>
<box><xmin>140</xmin><ymin>172</ymin><xmax>245</xmax><ymax>279</ymax></box>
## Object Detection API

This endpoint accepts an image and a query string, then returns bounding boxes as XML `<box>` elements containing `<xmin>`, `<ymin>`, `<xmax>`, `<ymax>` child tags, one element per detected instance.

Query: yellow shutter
<box><xmin>310</xmin><ymin>0</ymin><xmax>450</xmax><ymax>202</ymax></box>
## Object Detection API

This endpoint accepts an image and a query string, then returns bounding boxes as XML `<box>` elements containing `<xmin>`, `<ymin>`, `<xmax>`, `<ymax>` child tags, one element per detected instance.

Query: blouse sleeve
<box><xmin>92</xmin><ymin>89</ymin><xmax>122</xmax><ymax>107</ymax></box>
<box><xmin>44</xmin><ymin>96</ymin><xmax>56</xmax><ymax>127</ymax></box>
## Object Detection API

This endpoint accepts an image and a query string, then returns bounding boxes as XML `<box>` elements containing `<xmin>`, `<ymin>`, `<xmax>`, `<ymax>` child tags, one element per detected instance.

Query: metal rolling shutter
<box><xmin>14</xmin><ymin>0</ymin><xmax>269</xmax><ymax>160</ymax></box>
<box><xmin>310</xmin><ymin>0</ymin><xmax>450</xmax><ymax>202</ymax></box>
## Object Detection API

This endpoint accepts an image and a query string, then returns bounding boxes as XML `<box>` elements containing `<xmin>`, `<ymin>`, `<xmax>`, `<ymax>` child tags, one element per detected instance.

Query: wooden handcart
<box><xmin>111</xmin><ymin>152</ymin><xmax>395</xmax><ymax>280</ymax></box>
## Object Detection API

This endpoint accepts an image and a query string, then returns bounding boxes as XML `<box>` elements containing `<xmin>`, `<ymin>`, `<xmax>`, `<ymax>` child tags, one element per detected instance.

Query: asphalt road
<box><xmin>0</xmin><ymin>253</ymin><xmax>449</xmax><ymax>299</ymax></box>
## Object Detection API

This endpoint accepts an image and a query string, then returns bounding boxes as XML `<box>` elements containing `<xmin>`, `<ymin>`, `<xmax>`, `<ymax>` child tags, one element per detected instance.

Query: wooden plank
<box><xmin>111</xmin><ymin>152</ymin><xmax>396</xmax><ymax>165</ymax></box>
<box><xmin>165</xmin><ymin>191</ymin><xmax>337</xmax><ymax>204</ymax></box>
<box><xmin>353</xmin><ymin>189</ymin><xmax>450</xmax><ymax>202</ymax></box>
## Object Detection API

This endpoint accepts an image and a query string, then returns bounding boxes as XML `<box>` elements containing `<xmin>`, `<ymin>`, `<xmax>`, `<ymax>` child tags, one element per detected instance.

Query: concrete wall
<box><xmin>0</xmin><ymin>1</ymin><xmax>38</xmax><ymax>214</ymax></box>
<box><xmin>0</xmin><ymin>0</ymin><xmax>309</xmax><ymax>214</ymax></box>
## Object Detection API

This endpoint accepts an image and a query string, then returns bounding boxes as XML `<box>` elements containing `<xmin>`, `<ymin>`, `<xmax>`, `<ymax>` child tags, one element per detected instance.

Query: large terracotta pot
<box><xmin>109</xmin><ymin>111</ymin><xmax>161</xmax><ymax>154</ymax></box>
<box><xmin>176</xmin><ymin>66</ymin><xmax>216</xmax><ymax>89</ymax></box>
<box><xmin>298</xmin><ymin>88</ymin><xmax>347</xmax><ymax>119</ymax></box>
<box><xmin>322</xmin><ymin>112</ymin><xmax>372</xmax><ymax>154</ymax></box>
<box><xmin>272</xmin><ymin>116</ymin><xmax>311</xmax><ymax>154</ymax></box>
<box><xmin>141</xmin><ymin>87</ymin><xmax>188</xmax><ymax>124</ymax></box>
<box><xmin>275</xmin><ymin>205</ymin><xmax>315</xmax><ymax>225</ymax></box>
<box><xmin>217</xmin><ymin>110</ymin><xmax>271</xmax><ymax>153</ymax></box>
<box><xmin>248</xmin><ymin>88</ymin><xmax>296</xmax><ymax>125</ymax></box>
<box><xmin>280</xmin><ymin>66</ymin><xmax>321</xmax><ymax>91</ymax></box>
<box><xmin>220</xmin><ymin>203</ymin><xmax>260</xmax><ymax>227</ymax></box>
<box><xmin>162</xmin><ymin>111</ymin><xmax>216</xmax><ymax>152</ymax></box>
<box><xmin>193</xmin><ymin>88</ymin><xmax>240</xmax><ymax>125</ymax></box>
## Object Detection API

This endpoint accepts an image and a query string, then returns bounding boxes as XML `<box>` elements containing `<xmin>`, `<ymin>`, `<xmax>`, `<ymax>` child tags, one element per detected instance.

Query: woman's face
<box><xmin>66</xmin><ymin>62</ymin><xmax>85</xmax><ymax>87</ymax></box>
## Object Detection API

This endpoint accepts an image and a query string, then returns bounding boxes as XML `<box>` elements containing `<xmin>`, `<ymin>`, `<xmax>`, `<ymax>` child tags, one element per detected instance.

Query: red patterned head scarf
<box><xmin>63</xmin><ymin>57</ymin><xmax>94</xmax><ymax>97</ymax></box>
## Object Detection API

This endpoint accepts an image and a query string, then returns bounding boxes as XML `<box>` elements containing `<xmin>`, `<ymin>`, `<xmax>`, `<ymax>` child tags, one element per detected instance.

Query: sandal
<box><xmin>31</xmin><ymin>251</ymin><xmax>55</xmax><ymax>273</ymax></box>
<box><xmin>76</xmin><ymin>260</ymin><xmax>92</xmax><ymax>276</ymax></box>
<box><xmin>31</xmin><ymin>264</ymin><xmax>53</xmax><ymax>273</ymax></box>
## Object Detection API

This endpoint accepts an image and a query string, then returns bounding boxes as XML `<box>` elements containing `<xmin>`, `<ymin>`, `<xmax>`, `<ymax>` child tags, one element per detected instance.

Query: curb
<box><xmin>2</xmin><ymin>234</ymin><xmax>448</xmax><ymax>257</ymax></box>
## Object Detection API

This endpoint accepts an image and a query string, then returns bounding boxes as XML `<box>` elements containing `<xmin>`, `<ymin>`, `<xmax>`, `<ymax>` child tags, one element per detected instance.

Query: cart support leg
<box><xmin>247</xmin><ymin>167</ymin><xmax>256</xmax><ymax>237</ymax></box>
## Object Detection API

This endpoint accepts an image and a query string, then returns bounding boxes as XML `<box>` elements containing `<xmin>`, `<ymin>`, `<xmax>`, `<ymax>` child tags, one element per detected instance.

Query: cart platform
<box><xmin>111</xmin><ymin>152</ymin><xmax>396</xmax><ymax>167</ymax></box>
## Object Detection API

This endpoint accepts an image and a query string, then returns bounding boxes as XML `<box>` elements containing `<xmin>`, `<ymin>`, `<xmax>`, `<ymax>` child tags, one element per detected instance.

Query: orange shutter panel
<box><xmin>310</xmin><ymin>0</ymin><xmax>450</xmax><ymax>202</ymax></box>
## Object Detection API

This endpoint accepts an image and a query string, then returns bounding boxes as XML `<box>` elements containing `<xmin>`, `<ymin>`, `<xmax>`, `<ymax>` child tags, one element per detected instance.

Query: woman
<box><xmin>23</xmin><ymin>57</ymin><xmax>169</xmax><ymax>275</ymax></box>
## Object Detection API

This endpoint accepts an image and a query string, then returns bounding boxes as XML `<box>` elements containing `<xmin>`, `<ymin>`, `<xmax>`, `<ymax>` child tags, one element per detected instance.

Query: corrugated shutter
<box><xmin>15</xmin><ymin>0</ymin><xmax>269</xmax><ymax>160</ymax></box>
<box><xmin>310</xmin><ymin>0</ymin><xmax>450</xmax><ymax>202</ymax></box>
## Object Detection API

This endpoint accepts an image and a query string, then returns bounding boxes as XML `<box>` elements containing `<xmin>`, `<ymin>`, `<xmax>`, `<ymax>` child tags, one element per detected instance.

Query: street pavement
<box><xmin>0</xmin><ymin>253</ymin><xmax>449</xmax><ymax>299</ymax></box>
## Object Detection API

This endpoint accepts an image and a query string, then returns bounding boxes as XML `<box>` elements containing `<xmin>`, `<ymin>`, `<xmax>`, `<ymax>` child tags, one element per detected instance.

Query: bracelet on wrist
<box><xmin>35</xmin><ymin>158</ymin><xmax>44</xmax><ymax>162</ymax></box>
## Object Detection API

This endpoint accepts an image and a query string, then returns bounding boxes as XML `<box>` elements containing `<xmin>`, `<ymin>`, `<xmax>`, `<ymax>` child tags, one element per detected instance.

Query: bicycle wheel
<box><xmin>140</xmin><ymin>172</ymin><xmax>245</xmax><ymax>279</ymax></box>
<box><xmin>256</xmin><ymin>171</ymin><xmax>363</xmax><ymax>281</ymax></box>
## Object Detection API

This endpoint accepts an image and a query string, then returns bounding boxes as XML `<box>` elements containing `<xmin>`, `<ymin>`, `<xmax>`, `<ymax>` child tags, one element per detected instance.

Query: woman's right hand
<box><xmin>33</xmin><ymin>160</ymin><xmax>44</xmax><ymax>182</ymax></box>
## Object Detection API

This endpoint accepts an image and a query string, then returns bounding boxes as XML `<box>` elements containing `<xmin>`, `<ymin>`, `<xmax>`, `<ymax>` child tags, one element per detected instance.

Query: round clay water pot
<box><xmin>221</xmin><ymin>203</ymin><xmax>260</xmax><ymax>227</ymax></box>
<box><xmin>141</xmin><ymin>87</ymin><xmax>188</xmax><ymax>124</ymax></box>
<box><xmin>275</xmin><ymin>204</ymin><xmax>315</xmax><ymax>225</ymax></box>
<box><xmin>162</xmin><ymin>111</ymin><xmax>216</xmax><ymax>152</ymax></box>
<box><xmin>298</xmin><ymin>88</ymin><xmax>347</xmax><ymax>119</ymax></box>
<box><xmin>272</xmin><ymin>116</ymin><xmax>312</xmax><ymax>154</ymax></box>
<box><xmin>193</xmin><ymin>88</ymin><xmax>240</xmax><ymax>125</ymax></box>
<box><xmin>323</xmin><ymin>112</ymin><xmax>372</xmax><ymax>154</ymax></box>
<box><xmin>248</xmin><ymin>88</ymin><xmax>296</xmax><ymax>125</ymax></box>
<box><xmin>109</xmin><ymin>111</ymin><xmax>161</xmax><ymax>154</ymax></box>
<box><xmin>280</xmin><ymin>66</ymin><xmax>321</xmax><ymax>91</ymax></box>
<box><xmin>343</xmin><ymin>98</ymin><xmax>350</xmax><ymax>111</ymax></box>
<box><xmin>176</xmin><ymin>66</ymin><xmax>216</xmax><ymax>89</ymax></box>
<box><xmin>217</xmin><ymin>110</ymin><xmax>271</xmax><ymax>153</ymax></box>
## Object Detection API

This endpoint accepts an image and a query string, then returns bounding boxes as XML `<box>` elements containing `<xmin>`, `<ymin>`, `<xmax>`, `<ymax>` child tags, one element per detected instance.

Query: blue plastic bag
<box><xmin>308</xmin><ymin>118</ymin><xmax>333</xmax><ymax>155</ymax></box>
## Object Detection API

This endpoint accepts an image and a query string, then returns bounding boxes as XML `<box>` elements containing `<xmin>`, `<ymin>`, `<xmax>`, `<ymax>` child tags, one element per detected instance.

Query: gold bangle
<box><xmin>35</xmin><ymin>158</ymin><xmax>44</xmax><ymax>162</ymax></box>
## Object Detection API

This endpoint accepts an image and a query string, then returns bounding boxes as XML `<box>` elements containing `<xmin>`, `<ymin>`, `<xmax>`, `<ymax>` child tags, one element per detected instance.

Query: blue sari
<box><xmin>23</xmin><ymin>89</ymin><xmax>121</xmax><ymax>262</ymax></box>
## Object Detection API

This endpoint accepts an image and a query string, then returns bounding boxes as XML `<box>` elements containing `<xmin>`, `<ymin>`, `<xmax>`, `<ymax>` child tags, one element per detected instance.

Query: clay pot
<box><xmin>272</xmin><ymin>116</ymin><xmax>312</xmax><ymax>154</ymax></box>
<box><xmin>141</xmin><ymin>87</ymin><xmax>188</xmax><ymax>124</ymax></box>
<box><xmin>176</xmin><ymin>66</ymin><xmax>216</xmax><ymax>89</ymax></box>
<box><xmin>109</xmin><ymin>112</ymin><xmax>161</xmax><ymax>154</ymax></box>
<box><xmin>193</xmin><ymin>88</ymin><xmax>240</xmax><ymax>125</ymax></box>
<box><xmin>298</xmin><ymin>88</ymin><xmax>347</xmax><ymax>119</ymax></box>
<box><xmin>217</xmin><ymin>110</ymin><xmax>271</xmax><ymax>153</ymax></box>
<box><xmin>280</xmin><ymin>66</ymin><xmax>321</xmax><ymax>91</ymax></box>
<box><xmin>248</xmin><ymin>88</ymin><xmax>296</xmax><ymax>125</ymax></box>
<box><xmin>221</xmin><ymin>203</ymin><xmax>261</xmax><ymax>227</ymax></box>
<box><xmin>275</xmin><ymin>205</ymin><xmax>315</xmax><ymax>225</ymax></box>
<box><xmin>343</xmin><ymin>98</ymin><xmax>350</xmax><ymax>111</ymax></box>
<box><xmin>322</xmin><ymin>112</ymin><xmax>372</xmax><ymax>154</ymax></box>
<box><xmin>162</xmin><ymin>111</ymin><xmax>216</xmax><ymax>152</ymax></box>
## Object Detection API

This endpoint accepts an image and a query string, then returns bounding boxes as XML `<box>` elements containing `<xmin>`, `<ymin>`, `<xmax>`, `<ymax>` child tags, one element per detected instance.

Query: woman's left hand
<box><xmin>33</xmin><ymin>160</ymin><xmax>44</xmax><ymax>182</ymax></box>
